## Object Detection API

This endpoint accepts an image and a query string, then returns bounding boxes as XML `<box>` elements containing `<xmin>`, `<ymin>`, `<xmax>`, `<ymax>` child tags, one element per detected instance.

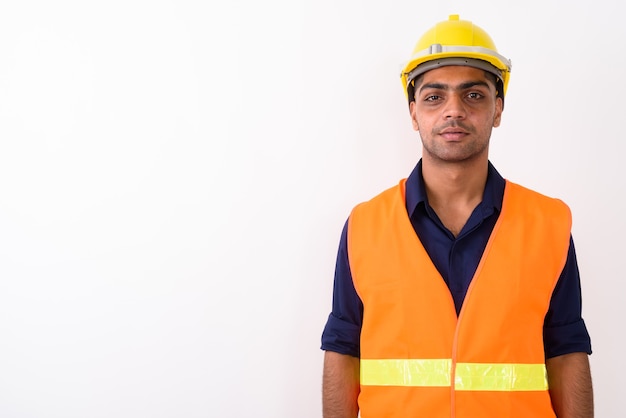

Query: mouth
<box><xmin>438</xmin><ymin>128</ymin><xmax>469</xmax><ymax>141</ymax></box>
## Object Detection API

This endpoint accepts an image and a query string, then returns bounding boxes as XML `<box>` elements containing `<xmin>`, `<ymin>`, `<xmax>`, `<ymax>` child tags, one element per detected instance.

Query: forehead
<box><xmin>418</xmin><ymin>66</ymin><xmax>494</xmax><ymax>88</ymax></box>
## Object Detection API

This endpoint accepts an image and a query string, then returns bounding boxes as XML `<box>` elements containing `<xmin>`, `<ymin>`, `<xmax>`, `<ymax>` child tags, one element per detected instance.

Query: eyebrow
<box><xmin>419</xmin><ymin>80</ymin><xmax>491</xmax><ymax>94</ymax></box>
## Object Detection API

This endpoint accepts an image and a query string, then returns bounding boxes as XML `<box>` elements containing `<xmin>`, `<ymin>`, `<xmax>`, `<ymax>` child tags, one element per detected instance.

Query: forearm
<box><xmin>546</xmin><ymin>352</ymin><xmax>594</xmax><ymax>418</ymax></box>
<box><xmin>322</xmin><ymin>351</ymin><xmax>360</xmax><ymax>418</ymax></box>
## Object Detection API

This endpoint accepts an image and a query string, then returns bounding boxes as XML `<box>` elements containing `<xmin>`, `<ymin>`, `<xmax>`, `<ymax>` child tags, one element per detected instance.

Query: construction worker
<box><xmin>321</xmin><ymin>15</ymin><xmax>593</xmax><ymax>418</ymax></box>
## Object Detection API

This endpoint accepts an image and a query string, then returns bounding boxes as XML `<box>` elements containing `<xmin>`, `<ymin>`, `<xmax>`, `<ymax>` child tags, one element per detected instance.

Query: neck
<box><xmin>421</xmin><ymin>155</ymin><xmax>489</xmax><ymax>236</ymax></box>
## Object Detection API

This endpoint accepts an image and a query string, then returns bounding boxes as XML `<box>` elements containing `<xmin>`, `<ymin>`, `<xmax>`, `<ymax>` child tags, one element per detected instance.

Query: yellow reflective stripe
<box><xmin>360</xmin><ymin>360</ymin><xmax>548</xmax><ymax>391</ymax></box>
<box><xmin>360</xmin><ymin>359</ymin><xmax>451</xmax><ymax>387</ymax></box>
<box><xmin>455</xmin><ymin>363</ymin><xmax>548</xmax><ymax>391</ymax></box>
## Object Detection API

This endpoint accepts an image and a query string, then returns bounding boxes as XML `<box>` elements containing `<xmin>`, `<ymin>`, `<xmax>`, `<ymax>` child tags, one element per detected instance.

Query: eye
<box><xmin>467</xmin><ymin>92</ymin><xmax>484</xmax><ymax>100</ymax></box>
<box><xmin>424</xmin><ymin>95</ymin><xmax>441</xmax><ymax>102</ymax></box>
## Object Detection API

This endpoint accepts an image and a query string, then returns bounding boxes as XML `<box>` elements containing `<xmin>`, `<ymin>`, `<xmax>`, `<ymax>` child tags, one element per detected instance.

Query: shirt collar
<box><xmin>405</xmin><ymin>159</ymin><xmax>505</xmax><ymax>219</ymax></box>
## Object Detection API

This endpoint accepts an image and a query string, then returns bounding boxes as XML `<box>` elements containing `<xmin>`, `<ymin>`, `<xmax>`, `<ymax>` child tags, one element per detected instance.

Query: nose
<box><xmin>442</xmin><ymin>93</ymin><xmax>466</xmax><ymax>119</ymax></box>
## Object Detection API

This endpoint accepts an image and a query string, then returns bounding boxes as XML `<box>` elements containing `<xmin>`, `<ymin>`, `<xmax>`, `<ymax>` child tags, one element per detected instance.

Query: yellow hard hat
<box><xmin>401</xmin><ymin>14</ymin><xmax>512</xmax><ymax>103</ymax></box>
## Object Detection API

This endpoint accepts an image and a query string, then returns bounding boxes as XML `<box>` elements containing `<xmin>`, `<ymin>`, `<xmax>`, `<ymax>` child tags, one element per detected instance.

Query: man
<box><xmin>321</xmin><ymin>15</ymin><xmax>593</xmax><ymax>418</ymax></box>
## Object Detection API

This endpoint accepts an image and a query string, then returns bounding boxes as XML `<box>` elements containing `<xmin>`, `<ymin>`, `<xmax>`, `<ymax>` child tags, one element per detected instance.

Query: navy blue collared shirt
<box><xmin>321</xmin><ymin>160</ymin><xmax>592</xmax><ymax>359</ymax></box>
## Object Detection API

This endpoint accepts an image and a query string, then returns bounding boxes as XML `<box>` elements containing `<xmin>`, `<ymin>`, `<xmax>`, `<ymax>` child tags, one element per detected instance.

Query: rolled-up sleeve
<box><xmin>321</xmin><ymin>219</ymin><xmax>363</xmax><ymax>358</ymax></box>
<box><xmin>543</xmin><ymin>236</ymin><xmax>593</xmax><ymax>358</ymax></box>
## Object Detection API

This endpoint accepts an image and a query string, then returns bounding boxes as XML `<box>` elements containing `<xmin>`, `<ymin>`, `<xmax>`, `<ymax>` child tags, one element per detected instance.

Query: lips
<box><xmin>438</xmin><ymin>128</ymin><xmax>469</xmax><ymax>141</ymax></box>
<box><xmin>439</xmin><ymin>127</ymin><xmax>468</xmax><ymax>135</ymax></box>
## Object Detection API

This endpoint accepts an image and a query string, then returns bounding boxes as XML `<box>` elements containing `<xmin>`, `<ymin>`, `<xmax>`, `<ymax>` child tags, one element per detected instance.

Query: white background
<box><xmin>0</xmin><ymin>1</ymin><xmax>622</xmax><ymax>417</ymax></box>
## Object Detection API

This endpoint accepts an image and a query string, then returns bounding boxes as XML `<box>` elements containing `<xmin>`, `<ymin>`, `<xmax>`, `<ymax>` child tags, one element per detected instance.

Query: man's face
<box><xmin>409</xmin><ymin>66</ymin><xmax>503</xmax><ymax>164</ymax></box>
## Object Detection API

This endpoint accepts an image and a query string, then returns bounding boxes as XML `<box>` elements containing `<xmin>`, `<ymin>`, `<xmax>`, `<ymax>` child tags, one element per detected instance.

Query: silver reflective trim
<box><xmin>409</xmin><ymin>44</ymin><xmax>512</xmax><ymax>71</ymax></box>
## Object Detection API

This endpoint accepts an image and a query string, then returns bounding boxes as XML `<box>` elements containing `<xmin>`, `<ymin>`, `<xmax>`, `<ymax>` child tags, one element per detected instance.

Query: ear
<box><xmin>409</xmin><ymin>101</ymin><xmax>419</xmax><ymax>131</ymax></box>
<box><xmin>493</xmin><ymin>97</ymin><xmax>503</xmax><ymax>127</ymax></box>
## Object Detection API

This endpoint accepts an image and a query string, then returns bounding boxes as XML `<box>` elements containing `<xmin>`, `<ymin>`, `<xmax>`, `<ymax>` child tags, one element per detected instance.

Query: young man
<box><xmin>321</xmin><ymin>15</ymin><xmax>593</xmax><ymax>418</ymax></box>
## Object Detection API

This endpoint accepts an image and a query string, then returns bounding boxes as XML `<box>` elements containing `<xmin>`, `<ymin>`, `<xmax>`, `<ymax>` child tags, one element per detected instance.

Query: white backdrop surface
<box><xmin>0</xmin><ymin>1</ymin><xmax>623</xmax><ymax>417</ymax></box>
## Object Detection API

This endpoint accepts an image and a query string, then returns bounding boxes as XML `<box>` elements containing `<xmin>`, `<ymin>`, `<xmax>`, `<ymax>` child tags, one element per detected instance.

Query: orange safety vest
<box><xmin>348</xmin><ymin>179</ymin><xmax>571</xmax><ymax>418</ymax></box>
